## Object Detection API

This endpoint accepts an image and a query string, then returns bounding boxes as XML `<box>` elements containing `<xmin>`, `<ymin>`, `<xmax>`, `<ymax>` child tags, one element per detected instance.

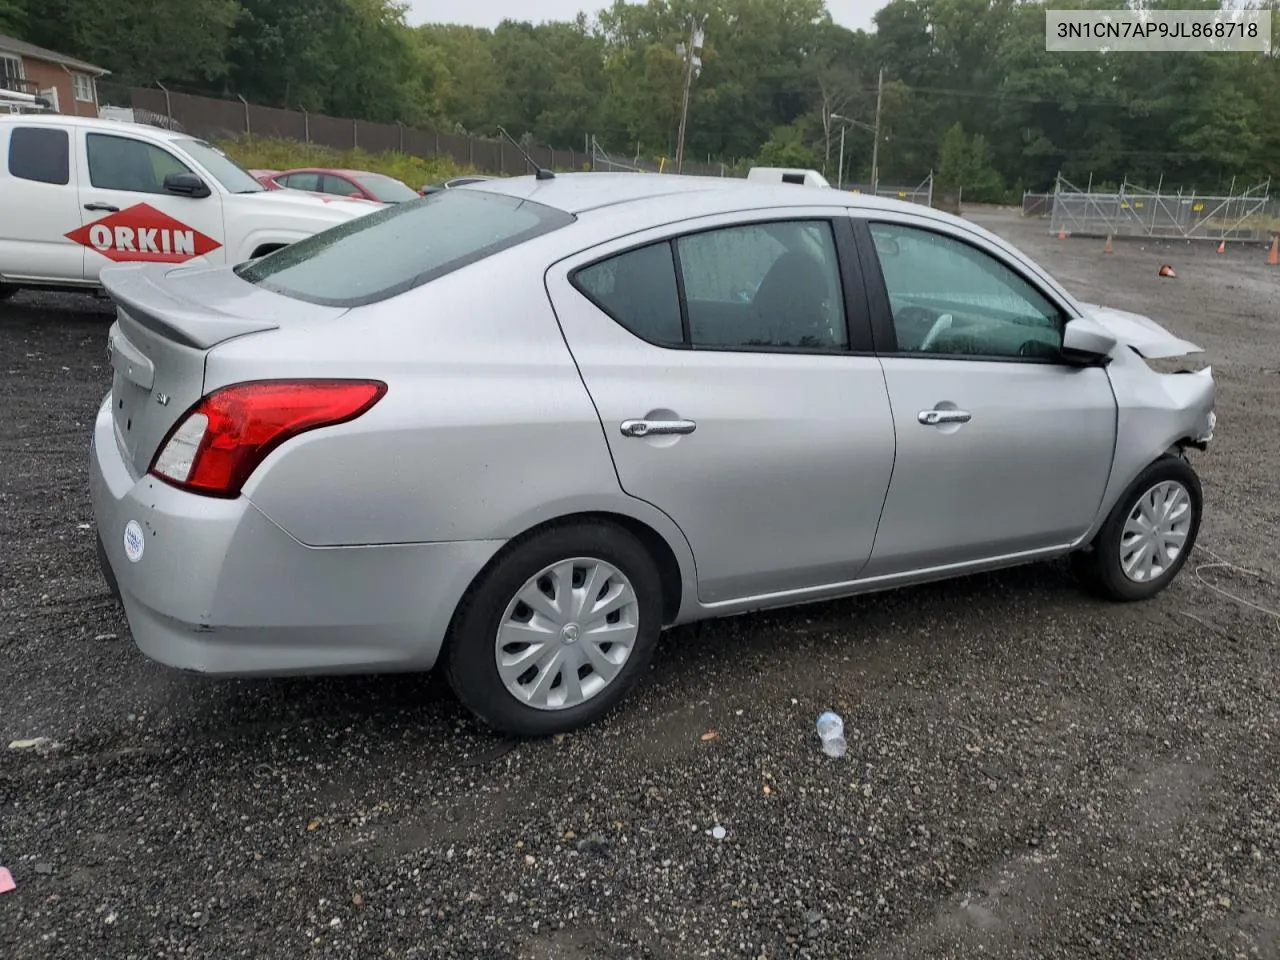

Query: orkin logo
<box><xmin>65</xmin><ymin>203</ymin><xmax>222</xmax><ymax>264</ymax></box>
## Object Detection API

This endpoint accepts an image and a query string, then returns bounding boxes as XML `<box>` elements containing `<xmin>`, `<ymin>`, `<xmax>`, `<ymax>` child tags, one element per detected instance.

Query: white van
<box><xmin>746</xmin><ymin>166</ymin><xmax>830</xmax><ymax>187</ymax></box>
<box><xmin>0</xmin><ymin>114</ymin><xmax>377</xmax><ymax>300</ymax></box>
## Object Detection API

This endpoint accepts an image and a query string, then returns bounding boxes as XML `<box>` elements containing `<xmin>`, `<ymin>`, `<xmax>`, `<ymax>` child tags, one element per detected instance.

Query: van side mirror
<box><xmin>1061</xmin><ymin>316</ymin><xmax>1116</xmax><ymax>365</ymax></box>
<box><xmin>164</xmin><ymin>172</ymin><xmax>211</xmax><ymax>199</ymax></box>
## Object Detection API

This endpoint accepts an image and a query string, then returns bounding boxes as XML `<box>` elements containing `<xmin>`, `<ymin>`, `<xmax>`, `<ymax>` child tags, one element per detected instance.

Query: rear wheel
<box><xmin>1073</xmin><ymin>455</ymin><xmax>1202</xmax><ymax>601</ymax></box>
<box><xmin>444</xmin><ymin>521</ymin><xmax>665</xmax><ymax>736</ymax></box>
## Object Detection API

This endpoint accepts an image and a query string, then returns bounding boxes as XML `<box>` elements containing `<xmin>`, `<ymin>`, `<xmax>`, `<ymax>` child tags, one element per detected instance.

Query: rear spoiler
<box><xmin>100</xmin><ymin>263</ymin><xmax>281</xmax><ymax>350</ymax></box>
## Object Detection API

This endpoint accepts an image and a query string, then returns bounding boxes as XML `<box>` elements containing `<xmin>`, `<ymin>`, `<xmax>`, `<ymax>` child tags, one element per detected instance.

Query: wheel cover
<box><xmin>495</xmin><ymin>557</ymin><xmax>641</xmax><ymax>711</ymax></box>
<box><xmin>1119</xmin><ymin>480</ymin><xmax>1194</xmax><ymax>583</ymax></box>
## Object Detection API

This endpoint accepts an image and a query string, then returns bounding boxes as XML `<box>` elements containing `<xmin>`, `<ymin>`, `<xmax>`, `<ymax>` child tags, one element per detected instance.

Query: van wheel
<box><xmin>1073</xmin><ymin>455</ymin><xmax>1202</xmax><ymax>601</ymax></box>
<box><xmin>444</xmin><ymin>521</ymin><xmax>664</xmax><ymax>737</ymax></box>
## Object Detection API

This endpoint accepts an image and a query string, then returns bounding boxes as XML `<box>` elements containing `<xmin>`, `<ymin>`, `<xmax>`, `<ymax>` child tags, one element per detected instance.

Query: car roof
<box><xmin>470</xmin><ymin>171</ymin><xmax>945</xmax><ymax>220</ymax></box>
<box><xmin>279</xmin><ymin>168</ymin><xmax>382</xmax><ymax>177</ymax></box>
<box><xmin>0</xmin><ymin>112</ymin><xmax>188</xmax><ymax>141</ymax></box>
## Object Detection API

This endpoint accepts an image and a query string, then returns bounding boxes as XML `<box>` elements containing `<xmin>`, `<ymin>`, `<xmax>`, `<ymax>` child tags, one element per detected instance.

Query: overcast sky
<box><xmin>404</xmin><ymin>0</ymin><xmax>880</xmax><ymax>33</ymax></box>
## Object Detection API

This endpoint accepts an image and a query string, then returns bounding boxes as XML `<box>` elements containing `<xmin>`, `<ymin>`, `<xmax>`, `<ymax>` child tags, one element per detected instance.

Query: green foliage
<box><xmin>756</xmin><ymin>121</ymin><xmax>818</xmax><ymax>169</ymax></box>
<box><xmin>2</xmin><ymin>0</ymin><xmax>1275</xmax><ymax>192</ymax></box>
<box><xmin>0</xmin><ymin>0</ymin><xmax>26</xmax><ymax>34</ymax></box>
<box><xmin>936</xmin><ymin>122</ymin><xmax>1005</xmax><ymax>201</ymax></box>
<box><xmin>217</xmin><ymin>137</ymin><xmax>476</xmax><ymax>186</ymax></box>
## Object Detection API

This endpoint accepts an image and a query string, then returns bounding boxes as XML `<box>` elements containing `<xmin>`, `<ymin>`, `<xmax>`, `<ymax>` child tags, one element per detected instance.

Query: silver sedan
<box><xmin>89</xmin><ymin>173</ymin><xmax>1216</xmax><ymax>736</ymax></box>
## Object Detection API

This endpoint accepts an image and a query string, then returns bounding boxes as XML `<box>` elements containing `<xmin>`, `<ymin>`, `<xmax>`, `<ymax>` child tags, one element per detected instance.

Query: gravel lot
<box><xmin>2</xmin><ymin>211</ymin><xmax>1278</xmax><ymax>960</ymax></box>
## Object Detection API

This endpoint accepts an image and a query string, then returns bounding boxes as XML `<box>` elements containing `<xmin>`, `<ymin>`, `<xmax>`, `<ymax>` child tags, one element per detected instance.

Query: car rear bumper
<box><xmin>89</xmin><ymin>394</ymin><xmax>503</xmax><ymax>676</ymax></box>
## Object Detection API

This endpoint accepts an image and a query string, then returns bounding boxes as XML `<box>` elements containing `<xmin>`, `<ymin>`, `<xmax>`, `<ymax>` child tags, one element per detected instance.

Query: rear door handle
<box><xmin>84</xmin><ymin>202</ymin><xmax>120</xmax><ymax>213</ymax></box>
<box><xmin>620</xmin><ymin>418</ymin><xmax>697</xmax><ymax>438</ymax></box>
<box><xmin>918</xmin><ymin>409</ymin><xmax>972</xmax><ymax>426</ymax></box>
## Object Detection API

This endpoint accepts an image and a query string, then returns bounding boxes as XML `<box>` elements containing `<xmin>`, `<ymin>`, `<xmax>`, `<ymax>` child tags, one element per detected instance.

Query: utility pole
<box><xmin>674</xmin><ymin>15</ymin><xmax>706</xmax><ymax>174</ymax></box>
<box><xmin>837</xmin><ymin>124</ymin><xmax>846</xmax><ymax>189</ymax></box>
<box><xmin>870</xmin><ymin>66</ymin><xmax>884</xmax><ymax>194</ymax></box>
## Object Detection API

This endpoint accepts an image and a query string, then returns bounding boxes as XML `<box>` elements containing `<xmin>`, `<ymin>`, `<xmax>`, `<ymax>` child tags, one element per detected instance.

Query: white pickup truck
<box><xmin>0</xmin><ymin>114</ymin><xmax>378</xmax><ymax>300</ymax></box>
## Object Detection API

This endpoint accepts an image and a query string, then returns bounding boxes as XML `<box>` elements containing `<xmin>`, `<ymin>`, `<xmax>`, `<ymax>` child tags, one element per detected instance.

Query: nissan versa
<box><xmin>90</xmin><ymin>173</ymin><xmax>1216</xmax><ymax>736</ymax></box>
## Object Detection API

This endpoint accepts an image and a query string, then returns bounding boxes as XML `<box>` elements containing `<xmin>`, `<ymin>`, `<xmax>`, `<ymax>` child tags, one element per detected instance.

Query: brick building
<box><xmin>0</xmin><ymin>35</ymin><xmax>108</xmax><ymax>117</ymax></box>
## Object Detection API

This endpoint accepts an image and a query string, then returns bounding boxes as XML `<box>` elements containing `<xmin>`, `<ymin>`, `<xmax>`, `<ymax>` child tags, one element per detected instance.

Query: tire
<box><xmin>1073</xmin><ymin>455</ymin><xmax>1202</xmax><ymax>601</ymax></box>
<box><xmin>0</xmin><ymin>284</ymin><xmax>16</xmax><ymax>301</ymax></box>
<box><xmin>444</xmin><ymin>521</ymin><xmax>665</xmax><ymax>736</ymax></box>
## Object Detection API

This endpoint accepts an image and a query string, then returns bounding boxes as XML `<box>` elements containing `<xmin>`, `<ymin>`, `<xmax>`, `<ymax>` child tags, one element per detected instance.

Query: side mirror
<box><xmin>1061</xmin><ymin>316</ymin><xmax>1116</xmax><ymax>365</ymax></box>
<box><xmin>164</xmin><ymin>172</ymin><xmax>211</xmax><ymax>199</ymax></box>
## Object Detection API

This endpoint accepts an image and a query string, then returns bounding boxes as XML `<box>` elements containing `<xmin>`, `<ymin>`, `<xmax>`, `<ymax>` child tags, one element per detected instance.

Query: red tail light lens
<box><xmin>149</xmin><ymin>379</ymin><xmax>387</xmax><ymax>498</ymax></box>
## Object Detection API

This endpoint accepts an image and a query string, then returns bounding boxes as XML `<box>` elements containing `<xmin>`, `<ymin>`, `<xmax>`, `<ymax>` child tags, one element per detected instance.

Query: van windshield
<box><xmin>235</xmin><ymin>188</ymin><xmax>574</xmax><ymax>307</ymax></box>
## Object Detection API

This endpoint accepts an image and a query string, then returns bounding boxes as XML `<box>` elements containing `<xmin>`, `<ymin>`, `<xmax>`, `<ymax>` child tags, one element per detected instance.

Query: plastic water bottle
<box><xmin>816</xmin><ymin>711</ymin><xmax>846</xmax><ymax>758</ymax></box>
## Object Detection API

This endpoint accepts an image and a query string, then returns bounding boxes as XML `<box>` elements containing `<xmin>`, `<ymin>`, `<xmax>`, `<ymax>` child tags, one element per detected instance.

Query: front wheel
<box><xmin>1073</xmin><ymin>455</ymin><xmax>1203</xmax><ymax>601</ymax></box>
<box><xmin>444</xmin><ymin>521</ymin><xmax>665</xmax><ymax>736</ymax></box>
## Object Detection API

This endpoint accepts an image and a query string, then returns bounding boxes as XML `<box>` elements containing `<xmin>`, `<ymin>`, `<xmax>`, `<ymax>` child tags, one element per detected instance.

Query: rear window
<box><xmin>236</xmin><ymin>189</ymin><xmax>574</xmax><ymax>307</ymax></box>
<box><xmin>8</xmin><ymin>126</ymin><xmax>70</xmax><ymax>185</ymax></box>
<box><xmin>354</xmin><ymin>173</ymin><xmax>420</xmax><ymax>203</ymax></box>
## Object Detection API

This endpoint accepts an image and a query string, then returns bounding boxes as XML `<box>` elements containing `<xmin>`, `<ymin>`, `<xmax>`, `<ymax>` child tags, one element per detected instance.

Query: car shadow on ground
<box><xmin>145</xmin><ymin>557</ymin><xmax>1092</xmax><ymax>750</ymax></box>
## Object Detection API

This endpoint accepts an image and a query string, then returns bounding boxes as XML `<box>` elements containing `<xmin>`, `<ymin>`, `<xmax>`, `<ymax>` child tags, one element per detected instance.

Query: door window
<box><xmin>678</xmin><ymin>221</ymin><xmax>846</xmax><ymax>349</ymax></box>
<box><xmin>869</xmin><ymin>222</ymin><xmax>1064</xmax><ymax>359</ymax></box>
<box><xmin>86</xmin><ymin>133</ymin><xmax>192</xmax><ymax>195</ymax></box>
<box><xmin>8</xmin><ymin>126</ymin><xmax>70</xmax><ymax>185</ymax></box>
<box><xmin>572</xmin><ymin>219</ymin><xmax>848</xmax><ymax>352</ymax></box>
<box><xmin>321</xmin><ymin>174</ymin><xmax>360</xmax><ymax>197</ymax></box>
<box><xmin>279</xmin><ymin>172</ymin><xmax>320</xmax><ymax>191</ymax></box>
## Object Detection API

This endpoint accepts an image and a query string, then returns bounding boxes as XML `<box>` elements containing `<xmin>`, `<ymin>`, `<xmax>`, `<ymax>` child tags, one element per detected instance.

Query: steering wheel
<box><xmin>918</xmin><ymin>313</ymin><xmax>954</xmax><ymax>352</ymax></box>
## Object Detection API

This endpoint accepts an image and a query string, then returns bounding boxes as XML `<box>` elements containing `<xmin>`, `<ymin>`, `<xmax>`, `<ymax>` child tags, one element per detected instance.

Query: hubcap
<box><xmin>1120</xmin><ymin>480</ymin><xmax>1193</xmax><ymax>583</ymax></box>
<box><xmin>495</xmin><ymin>558</ymin><xmax>641</xmax><ymax>711</ymax></box>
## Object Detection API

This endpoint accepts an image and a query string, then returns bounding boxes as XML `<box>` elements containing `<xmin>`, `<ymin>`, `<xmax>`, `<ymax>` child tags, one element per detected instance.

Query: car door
<box><xmin>71</xmin><ymin>129</ymin><xmax>228</xmax><ymax>282</ymax></box>
<box><xmin>0</xmin><ymin>122</ymin><xmax>85</xmax><ymax>283</ymax></box>
<box><xmin>852</xmin><ymin>212</ymin><xmax>1117</xmax><ymax>578</ymax></box>
<box><xmin>546</xmin><ymin>211</ymin><xmax>897</xmax><ymax>606</ymax></box>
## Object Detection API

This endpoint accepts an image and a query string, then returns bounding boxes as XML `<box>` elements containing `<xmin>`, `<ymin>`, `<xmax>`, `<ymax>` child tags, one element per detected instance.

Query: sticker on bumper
<box><xmin>123</xmin><ymin>520</ymin><xmax>145</xmax><ymax>563</ymax></box>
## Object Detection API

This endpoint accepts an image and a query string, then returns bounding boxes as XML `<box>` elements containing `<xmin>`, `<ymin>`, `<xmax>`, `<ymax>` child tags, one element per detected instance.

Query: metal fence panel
<box><xmin>1049</xmin><ymin>175</ymin><xmax>1275</xmax><ymax>242</ymax></box>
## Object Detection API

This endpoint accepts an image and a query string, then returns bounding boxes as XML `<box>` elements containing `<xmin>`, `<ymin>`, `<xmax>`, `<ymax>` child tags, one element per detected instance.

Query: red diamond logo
<box><xmin>65</xmin><ymin>203</ymin><xmax>223</xmax><ymax>264</ymax></box>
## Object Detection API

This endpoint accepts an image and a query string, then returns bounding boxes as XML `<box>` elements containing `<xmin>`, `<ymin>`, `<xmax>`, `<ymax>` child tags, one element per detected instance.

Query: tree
<box><xmin>0</xmin><ymin>0</ymin><xmax>26</xmax><ymax>35</ymax></box>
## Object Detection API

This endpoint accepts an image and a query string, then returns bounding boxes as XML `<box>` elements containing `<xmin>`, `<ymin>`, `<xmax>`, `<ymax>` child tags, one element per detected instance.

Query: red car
<box><xmin>271</xmin><ymin>167</ymin><xmax>420</xmax><ymax>204</ymax></box>
<box><xmin>248</xmin><ymin>169</ymin><xmax>283</xmax><ymax>189</ymax></box>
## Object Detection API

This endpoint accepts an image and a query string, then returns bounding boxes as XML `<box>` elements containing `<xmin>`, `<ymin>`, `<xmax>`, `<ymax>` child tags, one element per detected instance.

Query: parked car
<box><xmin>273</xmin><ymin>167</ymin><xmax>419</xmax><ymax>204</ymax></box>
<box><xmin>421</xmin><ymin>174</ymin><xmax>495</xmax><ymax>195</ymax></box>
<box><xmin>90</xmin><ymin>173</ymin><xmax>1216</xmax><ymax>737</ymax></box>
<box><xmin>0</xmin><ymin>115</ymin><xmax>377</xmax><ymax>300</ymax></box>
<box><xmin>249</xmin><ymin>169</ymin><xmax>283</xmax><ymax>189</ymax></box>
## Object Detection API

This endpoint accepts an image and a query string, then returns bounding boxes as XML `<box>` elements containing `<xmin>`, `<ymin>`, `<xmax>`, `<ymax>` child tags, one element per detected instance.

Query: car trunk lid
<box><xmin>101</xmin><ymin>261</ymin><xmax>347</xmax><ymax>477</ymax></box>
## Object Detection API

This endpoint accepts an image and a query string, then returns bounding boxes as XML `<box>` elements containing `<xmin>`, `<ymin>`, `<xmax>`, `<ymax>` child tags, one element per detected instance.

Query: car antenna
<box><xmin>497</xmin><ymin>126</ymin><xmax>555</xmax><ymax>180</ymax></box>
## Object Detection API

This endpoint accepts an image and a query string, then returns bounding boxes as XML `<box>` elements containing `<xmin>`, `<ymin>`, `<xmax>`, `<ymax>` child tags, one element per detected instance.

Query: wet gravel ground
<box><xmin>1</xmin><ymin>211</ymin><xmax>1278</xmax><ymax>959</ymax></box>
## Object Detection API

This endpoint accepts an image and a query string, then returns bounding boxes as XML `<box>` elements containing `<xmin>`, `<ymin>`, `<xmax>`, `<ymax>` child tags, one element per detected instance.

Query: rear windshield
<box><xmin>353</xmin><ymin>173</ymin><xmax>420</xmax><ymax>203</ymax></box>
<box><xmin>235</xmin><ymin>189</ymin><xmax>574</xmax><ymax>307</ymax></box>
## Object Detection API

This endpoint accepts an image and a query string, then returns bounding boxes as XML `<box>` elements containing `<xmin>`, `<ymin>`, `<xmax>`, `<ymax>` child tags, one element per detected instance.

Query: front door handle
<box><xmin>620</xmin><ymin>418</ymin><xmax>697</xmax><ymax>438</ymax></box>
<box><xmin>918</xmin><ymin>409</ymin><xmax>972</xmax><ymax>426</ymax></box>
<box><xmin>84</xmin><ymin>202</ymin><xmax>120</xmax><ymax>213</ymax></box>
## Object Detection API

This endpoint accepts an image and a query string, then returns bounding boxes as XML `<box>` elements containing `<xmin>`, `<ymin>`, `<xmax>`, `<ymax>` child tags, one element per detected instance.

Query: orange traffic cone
<box><xmin>1216</xmin><ymin>240</ymin><xmax>1226</xmax><ymax>254</ymax></box>
<box><xmin>1104</xmin><ymin>234</ymin><xmax>1113</xmax><ymax>254</ymax></box>
<box><xmin>1269</xmin><ymin>234</ymin><xmax>1279</xmax><ymax>266</ymax></box>
<box><xmin>1158</xmin><ymin>264</ymin><xmax>1176</xmax><ymax>278</ymax></box>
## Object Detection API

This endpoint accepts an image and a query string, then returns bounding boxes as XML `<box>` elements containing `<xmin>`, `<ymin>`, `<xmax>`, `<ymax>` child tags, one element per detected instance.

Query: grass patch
<box><xmin>215</xmin><ymin>136</ymin><xmax>481</xmax><ymax>188</ymax></box>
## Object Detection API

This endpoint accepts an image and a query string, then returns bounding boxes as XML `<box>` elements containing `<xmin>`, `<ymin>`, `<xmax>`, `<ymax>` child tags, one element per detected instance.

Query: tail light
<box><xmin>149</xmin><ymin>379</ymin><xmax>387</xmax><ymax>498</ymax></box>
